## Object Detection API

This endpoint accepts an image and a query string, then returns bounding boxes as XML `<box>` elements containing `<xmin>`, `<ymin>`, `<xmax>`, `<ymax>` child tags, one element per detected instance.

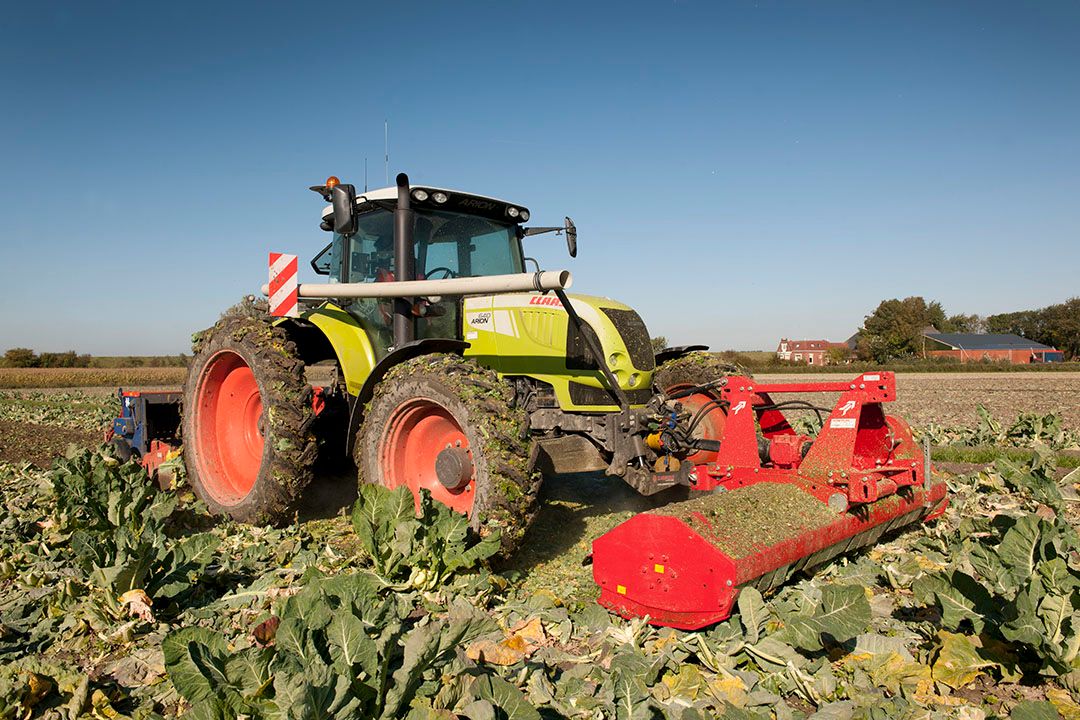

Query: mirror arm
<box><xmin>523</xmin><ymin>226</ymin><xmax>563</xmax><ymax>237</ymax></box>
<box><xmin>523</xmin><ymin>217</ymin><xmax>576</xmax><ymax>258</ymax></box>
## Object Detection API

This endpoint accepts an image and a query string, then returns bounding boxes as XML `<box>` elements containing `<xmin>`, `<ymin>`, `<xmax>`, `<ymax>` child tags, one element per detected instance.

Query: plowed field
<box><xmin>757</xmin><ymin>371</ymin><xmax>1080</xmax><ymax>430</ymax></box>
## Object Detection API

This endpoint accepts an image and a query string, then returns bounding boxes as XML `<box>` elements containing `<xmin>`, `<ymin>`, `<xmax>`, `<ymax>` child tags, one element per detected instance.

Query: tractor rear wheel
<box><xmin>182</xmin><ymin>314</ymin><xmax>316</xmax><ymax>525</ymax></box>
<box><xmin>356</xmin><ymin>354</ymin><xmax>540</xmax><ymax>557</ymax></box>
<box><xmin>654</xmin><ymin>352</ymin><xmax>744</xmax><ymax>466</ymax></box>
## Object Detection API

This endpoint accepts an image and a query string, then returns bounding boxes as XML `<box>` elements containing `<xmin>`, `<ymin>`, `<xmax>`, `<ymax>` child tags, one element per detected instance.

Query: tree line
<box><xmin>855</xmin><ymin>296</ymin><xmax>1078</xmax><ymax>362</ymax></box>
<box><xmin>2</xmin><ymin>348</ymin><xmax>190</xmax><ymax>369</ymax></box>
<box><xmin>985</xmin><ymin>297</ymin><xmax>1080</xmax><ymax>361</ymax></box>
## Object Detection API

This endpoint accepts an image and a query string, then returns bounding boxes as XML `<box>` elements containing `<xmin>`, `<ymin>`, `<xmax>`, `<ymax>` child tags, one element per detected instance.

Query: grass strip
<box><xmin>931</xmin><ymin>444</ymin><xmax>1080</xmax><ymax>469</ymax></box>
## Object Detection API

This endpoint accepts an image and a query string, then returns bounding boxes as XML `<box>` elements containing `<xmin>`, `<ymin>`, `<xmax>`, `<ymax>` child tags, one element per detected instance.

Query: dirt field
<box><xmin>757</xmin><ymin>371</ymin><xmax>1080</xmax><ymax>430</ymax></box>
<box><xmin>0</xmin><ymin>419</ymin><xmax>98</xmax><ymax>467</ymax></box>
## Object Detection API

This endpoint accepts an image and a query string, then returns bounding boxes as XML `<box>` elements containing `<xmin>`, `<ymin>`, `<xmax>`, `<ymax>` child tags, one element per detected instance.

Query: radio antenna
<box><xmin>384</xmin><ymin>120</ymin><xmax>389</xmax><ymax>185</ymax></box>
<box><xmin>364</xmin><ymin>157</ymin><xmax>368</xmax><ymax>192</ymax></box>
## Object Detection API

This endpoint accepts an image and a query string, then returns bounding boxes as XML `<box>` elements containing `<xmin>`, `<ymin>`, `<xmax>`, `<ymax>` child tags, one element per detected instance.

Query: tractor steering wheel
<box><xmin>424</xmin><ymin>267</ymin><xmax>456</xmax><ymax>280</ymax></box>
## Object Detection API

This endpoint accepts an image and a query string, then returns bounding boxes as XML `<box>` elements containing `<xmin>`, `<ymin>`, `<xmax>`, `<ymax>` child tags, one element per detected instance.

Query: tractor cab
<box><xmin>309</xmin><ymin>182</ymin><xmax>532</xmax><ymax>353</ymax></box>
<box><xmin>312</xmin><ymin>184</ymin><xmax>530</xmax><ymax>282</ymax></box>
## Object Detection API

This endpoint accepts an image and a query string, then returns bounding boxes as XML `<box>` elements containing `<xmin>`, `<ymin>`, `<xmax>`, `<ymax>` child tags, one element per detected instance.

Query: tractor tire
<box><xmin>182</xmin><ymin>313</ymin><xmax>317</xmax><ymax>525</ymax></box>
<box><xmin>654</xmin><ymin>352</ymin><xmax>746</xmax><ymax>466</ymax></box>
<box><xmin>356</xmin><ymin>353</ymin><xmax>540</xmax><ymax>557</ymax></box>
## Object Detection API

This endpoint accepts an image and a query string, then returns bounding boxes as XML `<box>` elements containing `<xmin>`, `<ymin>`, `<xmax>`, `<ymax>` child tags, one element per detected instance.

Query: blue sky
<box><xmin>1</xmin><ymin>1</ymin><xmax>1077</xmax><ymax>354</ymax></box>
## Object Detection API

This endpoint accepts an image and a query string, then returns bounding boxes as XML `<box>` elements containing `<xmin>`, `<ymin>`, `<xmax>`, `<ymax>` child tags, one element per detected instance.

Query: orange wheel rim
<box><xmin>193</xmin><ymin>350</ymin><xmax>264</xmax><ymax>505</ymax></box>
<box><xmin>380</xmin><ymin>398</ymin><xmax>476</xmax><ymax>515</ymax></box>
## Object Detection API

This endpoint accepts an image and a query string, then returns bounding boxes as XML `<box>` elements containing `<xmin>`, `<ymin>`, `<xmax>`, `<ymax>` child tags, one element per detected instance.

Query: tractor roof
<box><xmin>321</xmin><ymin>185</ymin><xmax>529</xmax><ymax>224</ymax></box>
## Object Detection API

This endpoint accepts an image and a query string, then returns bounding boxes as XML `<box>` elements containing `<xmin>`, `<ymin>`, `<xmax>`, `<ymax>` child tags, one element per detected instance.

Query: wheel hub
<box><xmin>380</xmin><ymin>398</ymin><xmax>477</xmax><ymax>515</ymax></box>
<box><xmin>435</xmin><ymin>446</ymin><xmax>474</xmax><ymax>489</ymax></box>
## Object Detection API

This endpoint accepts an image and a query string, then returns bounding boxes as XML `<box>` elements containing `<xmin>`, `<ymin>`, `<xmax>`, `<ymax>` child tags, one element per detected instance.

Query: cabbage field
<box><xmin>1</xmin><ymin>389</ymin><xmax>1078</xmax><ymax>719</ymax></box>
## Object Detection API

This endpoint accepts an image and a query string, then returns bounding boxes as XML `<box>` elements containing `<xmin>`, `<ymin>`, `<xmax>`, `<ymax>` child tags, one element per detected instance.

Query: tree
<box><xmin>1043</xmin><ymin>298</ymin><xmax>1080</xmax><ymax>359</ymax></box>
<box><xmin>3</xmin><ymin>348</ymin><xmax>39</xmax><ymax>368</ymax></box>
<box><xmin>856</xmin><ymin>297</ymin><xmax>945</xmax><ymax>362</ymax></box>
<box><xmin>826</xmin><ymin>346</ymin><xmax>852</xmax><ymax>365</ymax></box>
<box><xmin>987</xmin><ymin>297</ymin><xmax>1080</xmax><ymax>360</ymax></box>
<box><xmin>942</xmin><ymin>313</ymin><xmax>985</xmax><ymax>333</ymax></box>
<box><xmin>651</xmin><ymin>336</ymin><xmax>668</xmax><ymax>354</ymax></box>
<box><xmin>39</xmin><ymin>351</ymin><xmax>82</xmax><ymax>368</ymax></box>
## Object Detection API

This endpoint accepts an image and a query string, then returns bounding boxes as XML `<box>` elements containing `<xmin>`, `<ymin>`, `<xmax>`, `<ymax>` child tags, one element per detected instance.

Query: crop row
<box><xmin>0</xmin><ymin>367</ymin><xmax>187</xmax><ymax>389</ymax></box>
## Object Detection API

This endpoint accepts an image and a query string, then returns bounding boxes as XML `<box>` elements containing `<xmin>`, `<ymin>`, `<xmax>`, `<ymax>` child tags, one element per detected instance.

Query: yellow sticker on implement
<box><xmin>654</xmin><ymin>564</ymin><xmax>665</xmax><ymax>574</ymax></box>
<box><xmin>616</xmin><ymin>585</ymin><xmax>627</xmax><ymax>595</ymax></box>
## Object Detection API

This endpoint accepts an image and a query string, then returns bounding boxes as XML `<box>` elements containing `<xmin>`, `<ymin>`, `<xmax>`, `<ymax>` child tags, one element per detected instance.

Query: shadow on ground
<box><xmin>500</xmin><ymin>472</ymin><xmax>690</xmax><ymax>602</ymax></box>
<box><xmin>295</xmin><ymin>462</ymin><xmax>688</xmax><ymax>603</ymax></box>
<box><xmin>298</xmin><ymin>458</ymin><xmax>358</xmax><ymax>522</ymax></box>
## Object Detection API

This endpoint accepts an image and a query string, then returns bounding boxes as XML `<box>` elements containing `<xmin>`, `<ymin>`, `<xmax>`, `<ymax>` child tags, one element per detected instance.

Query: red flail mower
<box><xmin>591</xmin><ymin>372</ymin><xmax>948</xmax><ymax>630</ymax></box>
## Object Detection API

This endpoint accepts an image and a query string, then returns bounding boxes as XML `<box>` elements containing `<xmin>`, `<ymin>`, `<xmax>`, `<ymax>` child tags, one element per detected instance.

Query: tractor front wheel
<box><xmin>356</xmin><ymin>354</ymin><xmax>540</xmax><ymax>557</ymax></box>
<box><xmin>182</xmin><ymin>314</ymin><xmax>316</xmax><ymax>525</ymax></box>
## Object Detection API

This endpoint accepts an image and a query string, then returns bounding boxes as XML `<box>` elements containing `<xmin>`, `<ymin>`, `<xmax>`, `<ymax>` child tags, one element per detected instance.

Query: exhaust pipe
<box><xmin>393</xmin><ymin>173</ymin><xmax>415</xmax><ymax>347</ymax></box>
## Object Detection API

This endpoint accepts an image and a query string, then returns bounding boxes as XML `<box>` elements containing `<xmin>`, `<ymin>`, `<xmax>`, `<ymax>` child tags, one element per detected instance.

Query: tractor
<box><xmin>182</xmin><ymin>173</ymin><xmax>946</xmax><ymax>628</ymax></box>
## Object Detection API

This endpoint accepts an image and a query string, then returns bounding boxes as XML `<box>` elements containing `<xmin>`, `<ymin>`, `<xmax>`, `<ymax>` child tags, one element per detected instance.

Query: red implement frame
<box><xmin>593</xmin><ymin>372</ymin><xmax>947</xmax><ymax>630</ymax></box>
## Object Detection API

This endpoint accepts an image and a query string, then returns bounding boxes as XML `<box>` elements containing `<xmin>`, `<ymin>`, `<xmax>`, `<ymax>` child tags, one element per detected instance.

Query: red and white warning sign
<box><xmin>268</xmin><ymin>252</ymin><xmax>299</xmax><ymax>317</ymax></box>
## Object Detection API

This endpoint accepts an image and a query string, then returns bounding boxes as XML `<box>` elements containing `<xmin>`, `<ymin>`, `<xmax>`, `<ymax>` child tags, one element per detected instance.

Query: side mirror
<box><xmin>565</xmin><ymin>217</ymin><xmax>577</xmax><ymax>258</ymax></box>
<box><xmin>332</xmin><ymin>184</ymin><xmax>358</xmax><ymax>235</ymax></box>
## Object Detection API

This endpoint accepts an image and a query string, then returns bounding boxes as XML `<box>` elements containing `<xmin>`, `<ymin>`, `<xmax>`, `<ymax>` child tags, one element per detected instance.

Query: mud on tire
<box><xmin>654</xmin><ymin>351</ymin><xmax>746</xmax><ymax>466</ymax></box>
<box><xmin>356</xmin><ymin>353</ymin><xmax>541</xmax><ymax>557</ymax></box>
<box><xmin>653</xmin><ymin>351</ymin><xmax>746</xmax><ymax>391</ymax></box>
<box><xmin>182</xmin><ymin>313</ymin><xmax>316</xmax><ymax>525</ymax></box>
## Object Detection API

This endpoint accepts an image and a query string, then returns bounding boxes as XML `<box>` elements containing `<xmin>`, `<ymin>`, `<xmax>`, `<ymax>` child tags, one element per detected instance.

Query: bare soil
<box><xmin>0</xmin><ymin>419</ymin><xmax>99</xmax><ymax>468</ymax></box>
<box><xmin>756</xmin><ymin>371</ymin><xmax>1080</xmax><ymax>430</ymax></box>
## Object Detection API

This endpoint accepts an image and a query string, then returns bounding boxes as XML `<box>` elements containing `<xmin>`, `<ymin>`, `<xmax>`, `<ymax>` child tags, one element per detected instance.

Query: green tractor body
<box><xmin>461</xmin><ymin>293</ymin><xmax>655</xmax><ymax>412</ymax></box>
<box><xmin>297</xmin><ymin>292</ymin><xmax>654</xmax><ymax>413</ymax></box>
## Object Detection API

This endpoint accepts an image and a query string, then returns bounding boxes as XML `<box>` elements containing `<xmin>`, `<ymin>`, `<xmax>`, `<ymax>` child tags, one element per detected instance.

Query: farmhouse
<box><xmin>922</xmin><ymin>333</ymin><xmax>1063</xmax><ymax>364</ymax></box>
<box><xmin>776</xmin><ymin>338</ymin><xmax>848</xmax><ymax>366</ymax></box>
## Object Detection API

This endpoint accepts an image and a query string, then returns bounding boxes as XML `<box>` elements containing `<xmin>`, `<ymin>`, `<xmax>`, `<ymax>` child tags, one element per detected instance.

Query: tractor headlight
<box><xmin>412</xmin><ymin>189</ymin><xmax>429</xmax><ymax>202</ymax></box>
<box><xmin>432</xmin><ymin>192</ymin><xmax>448</xmax><ymax>204</ymax></box>
<box><xmin>629</xmin><ymin>373</ymin><xmax>641</xmax><ymax>387</ymax></box>
<box><xmin>507</xmin><ymin>206</ymin><xmax>520</xmax><ymax>218</ymax></box>
<box><xmin>519</xmin><ymin>209</ymin><xmax>530</xmax><ymax>221</ymax></box>
<box><xmin>608</xmin><ymin>353</ymin><xmax>620</xmax><ymax>367</ymax></box>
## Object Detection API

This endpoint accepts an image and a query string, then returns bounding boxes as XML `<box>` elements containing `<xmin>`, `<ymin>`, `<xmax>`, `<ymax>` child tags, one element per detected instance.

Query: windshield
<box><xmin>319</xmin><ymin>207</ymin><xmax>524</xmax><ymax>357</ymax></box>
<box><xmin>332</xmin><ymin>207</ymin><xmax>524</xmax><ymax>283</ymax></box>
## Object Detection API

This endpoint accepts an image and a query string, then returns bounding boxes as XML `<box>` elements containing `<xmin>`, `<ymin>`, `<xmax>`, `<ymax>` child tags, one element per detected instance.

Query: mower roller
<box><xmin>177</xmin><ymin>171</ymin><xmax>947</xmax><ymax>630</ymax></box>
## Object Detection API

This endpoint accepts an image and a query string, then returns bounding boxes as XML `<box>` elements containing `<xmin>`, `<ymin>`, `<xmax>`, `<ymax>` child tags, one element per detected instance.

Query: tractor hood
<box><xmin>462</xmin><ymin>292</ymin><xmax>656</xmax><ymax>411</ymax></box>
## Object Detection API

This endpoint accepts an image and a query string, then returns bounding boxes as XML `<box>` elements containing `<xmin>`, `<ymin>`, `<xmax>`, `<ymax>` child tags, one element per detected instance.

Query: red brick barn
<box><xmin>922</xmin><ymin>333</ymin><xmax>1063</xmax><ymax>364</ymax></box>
